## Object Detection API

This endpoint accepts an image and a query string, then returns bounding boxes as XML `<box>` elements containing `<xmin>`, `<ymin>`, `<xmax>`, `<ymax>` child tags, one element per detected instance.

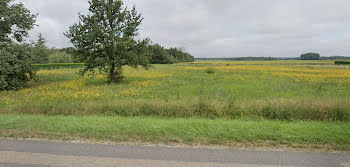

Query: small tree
<box><xmin>32</xmin><ymin>33</ymin><xmax>50</xmax><ymax>64</ymax></box>
<box><xmin>65</xmin><ymin>0</ymin><xmax>150</xmax><ymax>82</ymax></box>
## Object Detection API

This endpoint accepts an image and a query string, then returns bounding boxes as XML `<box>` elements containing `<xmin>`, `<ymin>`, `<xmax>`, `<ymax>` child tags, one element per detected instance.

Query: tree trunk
<box><xmin>115</xmin><ymin>65</ymin><xmax>123</xmax><ymax>82</ymax></box>
<box><xmin>109</xmin><ymin>62</ymin><xmax>123</xmax><ymax>83</ymax></box>
<box><xmin>109</xmin><ymin>62</ymin><xmax>116</xmax><ymax>82</ymax></box>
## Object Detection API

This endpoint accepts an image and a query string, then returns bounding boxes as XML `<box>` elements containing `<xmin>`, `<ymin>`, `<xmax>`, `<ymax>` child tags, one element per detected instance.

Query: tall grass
<box><xmin>2</xmin><ymin>98</ymin><xmax>349</xmax><ymax>121</ymax></box>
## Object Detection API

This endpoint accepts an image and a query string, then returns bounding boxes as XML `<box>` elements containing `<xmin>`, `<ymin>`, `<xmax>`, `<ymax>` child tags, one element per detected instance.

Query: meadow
<box><xmin>1</xmin><ymin>60</ymin><xmax>350</xmax><ymax>150</ymax></box>
<box><xmin>1</xmin><ymin>60</ymin><xmax>350</xmax><ymax>121</ymax></box>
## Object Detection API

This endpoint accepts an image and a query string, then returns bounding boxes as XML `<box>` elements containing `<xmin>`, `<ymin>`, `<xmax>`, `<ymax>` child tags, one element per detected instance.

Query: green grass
<box><xmin>1</xmin><ymin>114</ymin><xmax>349</xmax><ymax>151</ymax></box>
<box><xmin>1</xmin><ymin>60</ymin><xmax>350</xmax><ymax>121</ymax></box>
<box><xmin>1</xmin><ymin>60</ymin><xmax>350</xmax><ymax>150</ymax></box>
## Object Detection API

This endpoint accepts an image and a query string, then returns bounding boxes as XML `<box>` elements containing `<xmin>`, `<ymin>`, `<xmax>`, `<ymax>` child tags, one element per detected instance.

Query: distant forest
<box><xmin>196</xmin><ymin>56</ymin><xmax>350</xmax><ymax>61</ymax></box>
<box><xmin>26</xmin><ymin>34</ymin><xmax>194</xmax><ymax>65</ymax></box>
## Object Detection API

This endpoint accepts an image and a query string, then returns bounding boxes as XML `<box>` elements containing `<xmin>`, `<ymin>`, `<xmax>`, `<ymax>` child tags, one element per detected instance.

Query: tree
<box><xmin>65</xmin><ymin>0</ymin><xmax>150</xmax><ymax>82</ymax></box>
<box><xmin>0</xmin><ymin>0</ymin><xmax>36</xmax><ymax>90</ymax></box>
<box><xmin>167</xmin><ymin>47</ymin><xmax>194</xmax><ymax>62</ymax></box>
<box><xmin>32</xmin><ymin>33</ymin><xmax>50</xmax><ymax>63</ymax></box>
<box><xmin>300</xmin><ymin>53</ymin><xmax>320</xmax><ymax>60</ymax></box>
<box><xmin>60</xmin><ymin>47</ymin><xmax>81</xmax><ymax>63</ymax></box>
<box><xmin>49</xmin><ymin>52</ymin><xmax>73</xmax><ymax>63</ymax></box>
<box><xmin>149</xmin><ymin>44</ymin><xmax>176</xmax><ymax>64</ymax></box>
<box><xmin>59</xmin><ymin>47</ymin><xmax>76</xmax><ymax>55</ymax></box>
<box><xmin>0</xmin><ymin>0</ymin><xmax>37</xmax><ymax>45</ymax></box>
<box><xmin>0</xmin><ymin>44</ymin><xmax>35</xmax><ymax>90</ymax></box>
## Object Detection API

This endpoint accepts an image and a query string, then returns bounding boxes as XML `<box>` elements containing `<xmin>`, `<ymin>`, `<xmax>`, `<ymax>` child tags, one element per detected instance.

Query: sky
<box><xmin>18</xmin><ymin>0</ymin><xmax>350</xmax><ymax>58</ymax></box>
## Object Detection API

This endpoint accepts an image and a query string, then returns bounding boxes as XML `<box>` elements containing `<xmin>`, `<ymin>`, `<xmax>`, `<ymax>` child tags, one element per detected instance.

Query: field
<box><xmin>1</xmin><ymin>60</ymin><xmax>350</xmax><ymax>120</ymax></box>
<box><xmin>1</xmin><ymin>60</ymin><xmax>350</xmax><ymax>150</ymax></box>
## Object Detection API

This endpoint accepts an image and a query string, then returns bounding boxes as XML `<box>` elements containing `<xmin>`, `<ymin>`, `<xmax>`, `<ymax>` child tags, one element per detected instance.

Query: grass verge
<box><xmin>0</xmin><ymin>114</ymin><xmax>349</xmax><ymax>151</ymax></box>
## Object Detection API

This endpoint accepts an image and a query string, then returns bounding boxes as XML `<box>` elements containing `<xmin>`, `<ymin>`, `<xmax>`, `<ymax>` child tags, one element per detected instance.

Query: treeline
<box><xmin>196</xmin><ymin>57</ymin><xmax>281</xmax><ymax>61</ymax></box>
<box><xmin>29</xmin><ymin>34</ymin><xmax>76</xmax><ymax>64</ymax></box>
<box><xmin>196</xmin><ymin>56</ymin><xmax>350</xmax><ymax>61</ymax></box>
<box><xmin>148</xmin><ymin>44</ymin><xmax>194</xmax><ymax>64</ymax></box>
<box><xmin>31</xmin><ymin>36</ymin><xmax>194</xmax><ymax>65</ymax></box>
<box><xmin>322</xmin><ymin>56</ymin><xmax>350</xmax><ymax>60</ymax></box>
<box><xmin>300</xmin><ymin>53</ymin><xmax>350</xmax><ymax>60</ymax></box>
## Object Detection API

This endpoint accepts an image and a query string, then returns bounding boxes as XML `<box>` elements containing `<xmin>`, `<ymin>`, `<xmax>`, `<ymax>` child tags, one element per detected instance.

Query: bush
<box><xmin>335</xmin><ymin>61</ymin><xmax>350</xmax><ymax>65</ymax></box>
<box><xmin>49</xmin><ymin>52</ymin><xmax>73</xmax><ymax>63</ymax></box>
<box><xmin>0</xmin><ymin>44</ymin><xmax>35</xmax><ymax>90</ymax></box>
<box><xmin>205</xmin><ymin>67</ymin><xmax>216</xmax><ymax>74</ymax></box>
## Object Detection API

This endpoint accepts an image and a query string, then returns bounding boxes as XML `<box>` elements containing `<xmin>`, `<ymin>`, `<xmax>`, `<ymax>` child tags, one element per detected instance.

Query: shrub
<box><xmin>0</xmin><ymin>44</ymin><xmax>35</xmax><ymax>90</ymax></box>
<box><xmin>335</xmin><ymin>61</ymin><xmax>350</xmax><ymax>65</ymax></box>
<box><xmin>49</xmin><ymin>52</ymin><xmax>73</xmax><ymax>63</ymax></box>
<box><xmin>205</xmin><ymin>67</ymin><xmax>216</xmax><ymax>74</ymax></box>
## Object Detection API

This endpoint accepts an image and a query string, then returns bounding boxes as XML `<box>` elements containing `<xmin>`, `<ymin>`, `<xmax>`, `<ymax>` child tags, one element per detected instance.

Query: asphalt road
<box><xmin>0</xmin><ymin>140</ymin><xmax>349</xmax><ymax>167</ymax></box>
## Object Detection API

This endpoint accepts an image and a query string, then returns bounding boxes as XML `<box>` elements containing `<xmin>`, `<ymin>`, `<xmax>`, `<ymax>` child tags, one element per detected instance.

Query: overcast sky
<box><xmin>19</xmin><ymin>0</ymin><xmax>350</xmax><ymax>58</ymax></box>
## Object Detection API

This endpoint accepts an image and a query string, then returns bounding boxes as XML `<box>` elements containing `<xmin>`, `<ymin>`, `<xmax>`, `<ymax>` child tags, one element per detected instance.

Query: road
<box><xmin>0</xmin><ymin>140</ymin><xmax>349</xmax><ymax>167</ymax></box>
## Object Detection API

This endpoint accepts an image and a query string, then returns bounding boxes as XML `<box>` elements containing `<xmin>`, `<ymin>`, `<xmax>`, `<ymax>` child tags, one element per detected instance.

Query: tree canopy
<box><xmin>0</xmin><ymin>0</ymin><xmax>37</xmax><ymax>44</ymax></box>
<box><xmin>167</xmin><ymin>47</ymin><xmax>194</xmax><ymax>62</ymax></box>
<box><xmin>300</xmin><ymin>53</ymin><xmax>320</xmax><ymax>60</ymax></box>
<box><xmin>148</xmin><ymin>44</ymin><xmax>176</xmax><ymax>64</ymax></box>
<box><xmin>31</xmin><ymin>33</ymin><xmax>50</xmax><ymax>63</ymax></box>
<box><xmin>65</xmin><ymin>0</ymin><xmax>150</xmax><ymax>82</ymax></box>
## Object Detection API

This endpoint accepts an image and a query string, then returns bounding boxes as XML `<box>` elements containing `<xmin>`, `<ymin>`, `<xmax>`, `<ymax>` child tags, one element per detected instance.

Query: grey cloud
<box><xmin>18</xmin><ymin>0</ymin><xmax>350</xmax><ymax>57</ymax></box>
